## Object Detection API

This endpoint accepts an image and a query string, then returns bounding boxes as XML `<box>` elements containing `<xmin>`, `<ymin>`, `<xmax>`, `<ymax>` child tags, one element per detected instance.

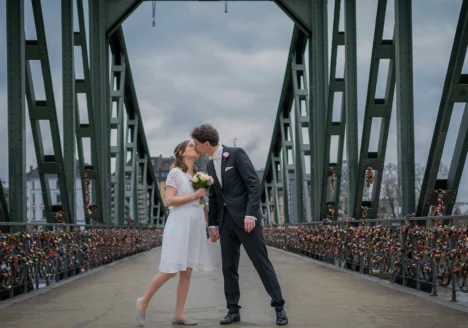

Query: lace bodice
<box><xmin>165</xmin><ymin>168</ymin><xmax>200</xmax><ymax>208</ymax></box>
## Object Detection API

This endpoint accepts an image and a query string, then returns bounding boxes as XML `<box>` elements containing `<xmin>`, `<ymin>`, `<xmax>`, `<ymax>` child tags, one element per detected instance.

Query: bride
<box><xmin>135</xmin><ymin>140</ymin><xmax>212</xmax><ymax>326</ymax></box>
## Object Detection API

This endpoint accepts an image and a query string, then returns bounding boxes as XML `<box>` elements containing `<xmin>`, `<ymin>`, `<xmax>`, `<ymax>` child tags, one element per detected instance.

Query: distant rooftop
<box><xmin>26</xmin><ymin>160</ymin><xmax>90</xmax><ymax>179</ymax></box>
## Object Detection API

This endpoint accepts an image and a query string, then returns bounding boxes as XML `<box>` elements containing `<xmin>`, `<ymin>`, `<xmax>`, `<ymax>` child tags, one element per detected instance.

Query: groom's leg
<box><xmin>237</xmin><ymin>225</ymin><xmax>285</xmax><ymax>309</ymax></box>
<box><xmin>220</xmin><ymin>217</ymin><xmax>242</xmax><ymax>312</ymax></box>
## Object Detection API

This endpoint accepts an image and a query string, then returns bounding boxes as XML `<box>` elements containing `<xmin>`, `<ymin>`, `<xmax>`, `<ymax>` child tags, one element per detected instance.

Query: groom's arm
<box><xmin>207</xmin><ymin>165</ymin><xmax>219</xmax><ymax>227</ymax></box>
<box><xmin>235</xmin><ymin>148</ymin><xmax>260</xmax><ymax>219</ymax></box>
<box><xmin>208</xmin><ymin>185</ymin><xmax>219</xmax><ymax>227</ymax></box>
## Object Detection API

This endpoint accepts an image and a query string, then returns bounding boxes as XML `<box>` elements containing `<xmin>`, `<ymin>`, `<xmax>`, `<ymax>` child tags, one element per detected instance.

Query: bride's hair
<box><xmin>172</xmin><ymin>140</ymin><xmax>197</xmax><ymax>173</ymax></box>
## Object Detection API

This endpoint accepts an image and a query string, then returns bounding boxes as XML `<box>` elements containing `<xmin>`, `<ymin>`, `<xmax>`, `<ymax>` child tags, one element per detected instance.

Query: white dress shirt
<box><xmin>208</xmin><ymin>145</ymin><xmax>256</xmax><ymax>230</ymax></box>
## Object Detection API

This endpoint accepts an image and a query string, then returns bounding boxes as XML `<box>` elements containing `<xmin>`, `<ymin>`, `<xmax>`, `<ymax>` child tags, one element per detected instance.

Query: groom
<box><xmin>191</xmin><ymin>124</ymin><xmax>288</xmax><ymax>326</ymax></box>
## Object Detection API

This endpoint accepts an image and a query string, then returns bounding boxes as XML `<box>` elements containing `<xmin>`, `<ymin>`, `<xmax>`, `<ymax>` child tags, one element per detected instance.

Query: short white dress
<box><xmin>159</xmin><ymin>167</ymin><xmax>212</xmax><ymax>273</ymax></box>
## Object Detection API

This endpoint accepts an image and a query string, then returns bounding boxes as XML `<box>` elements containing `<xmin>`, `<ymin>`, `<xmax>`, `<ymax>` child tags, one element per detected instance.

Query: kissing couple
<box><xmin>135</xmin><ymin>124</ymin><xmax>288</xmax><ymax>326</ymax></box>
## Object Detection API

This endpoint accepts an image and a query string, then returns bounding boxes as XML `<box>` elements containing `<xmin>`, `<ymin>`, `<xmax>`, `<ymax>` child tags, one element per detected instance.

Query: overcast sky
<box><xmin>0</xmin><ymin>0</ymin><xmax>466</xmax><ymax>199</ymax></box>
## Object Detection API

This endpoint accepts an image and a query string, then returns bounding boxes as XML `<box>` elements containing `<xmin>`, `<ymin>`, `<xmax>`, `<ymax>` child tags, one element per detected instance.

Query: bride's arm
<box><xmin>164</xmin><ymin>168</ymin><xmax>200</xmax><ymax>207</ymax></box>
<box><xmin>165</xmin><ymin>186</ymin><xmax>199</xmax><ymax>207</ymax></box>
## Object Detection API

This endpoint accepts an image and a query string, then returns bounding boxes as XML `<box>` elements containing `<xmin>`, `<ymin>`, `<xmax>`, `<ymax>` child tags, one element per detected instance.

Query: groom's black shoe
<box><xmin>220</xmin><ymin>311</ymin><xmax>241</xmax><ymax>325</ymax></box>
<box><xmin>275</xmin><ymin>308</ymin><xmax>288</xmax><ymax>326</ymax></box>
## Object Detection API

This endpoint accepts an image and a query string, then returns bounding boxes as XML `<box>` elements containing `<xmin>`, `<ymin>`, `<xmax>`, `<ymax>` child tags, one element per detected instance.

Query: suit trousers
<box><xmin>220</xmin><ymin>208</ymin><xmax>285</xmax><ymax>312</ymax></box>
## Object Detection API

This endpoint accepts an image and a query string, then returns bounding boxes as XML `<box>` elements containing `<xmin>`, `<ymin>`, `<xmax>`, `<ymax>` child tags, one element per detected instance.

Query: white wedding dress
<box><xmin>159</xmin><ymin>167</ymin><xmax>212</xmax><ymax>273</ymax></box>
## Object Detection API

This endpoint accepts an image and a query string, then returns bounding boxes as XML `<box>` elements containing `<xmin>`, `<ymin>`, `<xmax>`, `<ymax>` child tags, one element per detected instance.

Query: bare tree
<box><xmin>414</xmin><ymin>162</ymin><xmax>449</xmax><ymax>203</ymax></box>
<box><xmin>379</xmin><ymin>163</ymin><xmax>400</xmax><ymax>218</ymax></box>
<box><xmin>378</xmin><ymin>162</ymin><xmax>449</xmax><ymax>217</ymax></box>
<box><xmin>453</xmin><ymin>205</ymin><xmax>462</xmax><ymax>216</ymax></box>
<box><xmin>335</xmin><ymin>161</ymin><xmax>450</xmax><ymax>220</ymax></box>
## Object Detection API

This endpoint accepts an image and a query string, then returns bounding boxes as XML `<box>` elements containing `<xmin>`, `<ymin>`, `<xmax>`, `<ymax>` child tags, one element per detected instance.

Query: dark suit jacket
<box><xmin>207</xmin><ymin>146</ymin><xmax>261</xmax><ymax>230</ymax></box>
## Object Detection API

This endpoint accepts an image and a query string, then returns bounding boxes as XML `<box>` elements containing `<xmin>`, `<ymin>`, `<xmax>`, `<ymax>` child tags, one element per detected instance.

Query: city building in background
<box><xmin>25</xmin><ymin>161</ymin><xmax>86</xmax><ymax>224</ymax></box>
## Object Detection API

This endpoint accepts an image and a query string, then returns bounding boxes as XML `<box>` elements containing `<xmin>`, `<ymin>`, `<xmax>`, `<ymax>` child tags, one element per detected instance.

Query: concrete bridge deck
<box><xmin>0</xmin><ymin>243</ymin><xmax>467</xmax><ymax>328</ymax></box>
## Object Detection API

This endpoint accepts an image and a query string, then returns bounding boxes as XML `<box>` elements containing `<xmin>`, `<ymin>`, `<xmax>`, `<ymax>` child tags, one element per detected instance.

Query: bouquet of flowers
<box><xmin>191</xmin><ymin>172</ymin><xmax>214</xmax><ymax>204</ymax></box>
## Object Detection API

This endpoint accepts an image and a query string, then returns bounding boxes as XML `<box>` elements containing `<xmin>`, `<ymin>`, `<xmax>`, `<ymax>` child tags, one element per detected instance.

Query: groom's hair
<box><xmin>191</xmin><ymin>124</ymin><xmax>219</xmax><ymax>146</ymax></box>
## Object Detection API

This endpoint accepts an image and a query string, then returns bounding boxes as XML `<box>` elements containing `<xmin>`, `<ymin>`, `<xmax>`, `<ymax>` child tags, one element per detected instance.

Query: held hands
<box><xmin>209</xmin><ymin>228</ymin><xmax>219</xmax><ymax>243</ymax></box>
<box><xmin>244</xmin><ymin>217</ymin><xmax>256</xmax><ymax>233</ymax></box>
<box><xmin>194</xmin><ymin>188</ymin><xmax>206</xmax><ymax>200</ymax></box>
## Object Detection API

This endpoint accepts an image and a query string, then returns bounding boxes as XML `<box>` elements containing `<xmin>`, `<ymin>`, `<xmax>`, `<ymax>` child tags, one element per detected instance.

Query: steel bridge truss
<box><xmin>3</xmin><ymin>0</ymin><xmax>468</xmax><ymax>226</ymax></box>
<box><xmin>261</xmin><ymin>0</ymin><xmax>468</xmax><ymax>223</ymax></box>
<box><xmin>4</xmin><ymin>0</ymin><xmax>166</xmax><ymax>226</ymax></box>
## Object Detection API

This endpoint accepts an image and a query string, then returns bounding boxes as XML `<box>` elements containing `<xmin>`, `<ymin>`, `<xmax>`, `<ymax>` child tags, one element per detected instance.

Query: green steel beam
<box><xmin>342</xmin><ymin>0</ymin><xmax>358</xmax><ymax>220</ymax></box>
<box><xmin>394</xmin><ymin>0</ymin><xmax>416</xmax><ymax>216</ymax></box>
<box><xmin>261</xmin><ymin>25</ymin><xmax>306</xmax><ymax>225</ymax></box>
<box><xmin>270</xmin><ymin>155</ymin><xmax>282</xmax><ymax>224</ymax></box>
<box><xmin>263</xmin><ymin>184</ymin><xmax>272</xmax><ymax>225</ymax></box>
<box><xmin>274</xmin><ymin>0</ymin><xmax>312</xmax><ymax>36</ymax></box>
<box><xmin>25</xmin><ymin>0</ymin><xmax>72</xmax><ymax>224</ymax></box>
<box><xmin>90</xmin><ymin>0</ymin><xmax>112</xmax><ymax>224</ymax></box>
<box><xmin>6</xmin><ymin>0</ymin><xmax>26</xmax><ymax>224</ymax></box>
<box><xmin>108</xmin><ymin>43</ymin><xmax>127</xmax><ymax>225</ymax></box>
<box><xmin>62</xmin><ymin>0</ymin><xmax>76</xmax><ymax>223</ymax></box>
<box><xmin>417</xmin><ymin>0</ymin><xmax>468</xmax><ymax>217</ymax></box>
<box><xmin>446</xmin><ymin>105</ymin><xmax>468</xmax><ymax>215</ymax></box>
<box><xmin>75</xmin><ymin>0</ymin><xmax>103</xmax><ymax>224</ymax></box>
<box><xmin>320</xmin><ymin>0</ymin><xmax>345</xmax><ymax>220</ymax></box>
<box><xmin>354</xmin><ymin>0</ymin><xmax>396</xmax><ymax>220</ymax></box>
<box><xmin>279</xmin><ymin>117</ymin><xmax>292</xmax><ymax>223</ymax></box>
<box><xmin>125</xmin><ymin>117</ymin><xmax>139</xmax><ymax>223</ymax></box>
<box><xmin>106</xmin><ymin>0</ymin><xmax>143</xmax><ymax>35</ymax></box>
<box><xmin>309</xmin><ymin>0</ymin><xmax>328</xmax><ymax>221</ymax></box>
<box><xmin>290</xmin><ymin>31</ymin><xmax>311</xmax><ymax>222</ymax></box>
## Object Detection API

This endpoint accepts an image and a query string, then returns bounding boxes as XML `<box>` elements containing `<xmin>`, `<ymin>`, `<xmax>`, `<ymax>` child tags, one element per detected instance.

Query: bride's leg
<box><xmin>139</xmin><ymin>272</ymin><xmax>177</xmax><ymax>312</ymax></box>
<box><xmin>174</xmin><ymin>268</ymin><xmax>193</xmax><ymax>319</ymax></box>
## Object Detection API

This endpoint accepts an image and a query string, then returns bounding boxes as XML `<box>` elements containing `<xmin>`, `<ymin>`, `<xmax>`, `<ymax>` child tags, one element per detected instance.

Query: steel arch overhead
<box><xmin>417</xmin><ymin>0</ymin><xmax>468</xmax><ymax>217</ymax></box>
<box><xmin>24</xmin><ymin>0</ymin><xmax>72</xmax><ymax>223</ymax></box>
<box><xmin>6</xmin><ymin>0</ymin><xmax>26</xmax><ymax>224</ymax></box>
<box><xmin>353</xmin><ymin>0</ymin><xmax>396</xmax><ymax>221</ymax></box>
<box><xmin>75</xmin><ymin>0</ymin><xmax>103</xmax><ymax>224</ymax></box>
<box><xmin>320</xmin><ymin>0</ymin><xmax>346</xmax><ymax>220</ymax></box>
<box><xmin>394</xmin><ymin>0</ymin><xmax>416</xmax><ymax>216</ymax></box>
<box><xmin>274</xmin><ymin>0</ymin><xmax>312</xmax><ymax>36</ymax></box>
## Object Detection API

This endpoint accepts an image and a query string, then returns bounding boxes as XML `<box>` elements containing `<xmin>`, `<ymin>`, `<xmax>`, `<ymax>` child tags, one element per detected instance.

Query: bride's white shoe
<box><xmin>136</xmin><ymin>297</ymin><xmax>146</xmax><ymax>327</ymax></box>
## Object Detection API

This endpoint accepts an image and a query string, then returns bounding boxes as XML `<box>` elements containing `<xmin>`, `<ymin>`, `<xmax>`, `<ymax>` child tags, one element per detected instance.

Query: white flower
<box><xmin>198</xmin><ymin>172</ymin><xmax>210</xmax><ymax>182</ymax></box>
<box><xmin>192</xmin><ymin>176</ymin><xmax>199</xmax><ymax>183</ymax></box>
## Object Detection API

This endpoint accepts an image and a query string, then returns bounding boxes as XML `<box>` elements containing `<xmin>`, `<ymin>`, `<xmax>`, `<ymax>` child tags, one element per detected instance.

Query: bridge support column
<box><xmin>62</xmin><ymin>0</ymin><xmax>76</xmax><ymax>223</ymax></box>
<box><xmin>309</xmin><ymin>0</ymin><xmax>329</xmax><ymax>221</ymax></box>
<box><xmin>342</xmin><ymin>0</ymin><xmax>359</xmax><ymax>219</ymax></box>
<box><xmin>395</xmin><ymin>0</ymin><xmax>416</xmax><ymax>216</ymax></box>
<box><xmin>90</xmin><ymin>0</ymin><xmax>112</xmax><ymax>224</ymax></box>
<box><xmin>6</xmin><ymin>0</ymin><xmax>26</xmax><ymax>225</ymax></box>
<box><xmin>354</xmin><ymin>0</ymin><xmax>396</xmax><ymax>221</ymax></box>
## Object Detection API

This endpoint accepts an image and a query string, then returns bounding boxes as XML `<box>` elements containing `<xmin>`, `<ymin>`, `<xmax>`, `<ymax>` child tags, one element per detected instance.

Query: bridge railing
<box><xmin>0</xmin><ymin>222</ymin><xmax>162</xmax><ymax>302</ymax></box>
<box><xmin>264</xmin><ymin>215</ymin><xmax>468</xmax><ymax>305</ymax></box>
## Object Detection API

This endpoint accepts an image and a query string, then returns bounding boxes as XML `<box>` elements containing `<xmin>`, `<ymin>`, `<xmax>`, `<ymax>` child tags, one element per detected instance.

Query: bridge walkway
<box><xmin>0</xmin><ymin>243</ymin><xmax>467</xmax><ymax>328</ymax></box>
